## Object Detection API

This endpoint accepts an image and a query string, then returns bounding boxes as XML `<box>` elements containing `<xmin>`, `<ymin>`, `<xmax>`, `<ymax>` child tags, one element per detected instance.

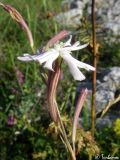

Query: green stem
<box><xmin>56</xmin><ymin>106</ymin><xmax>76</xmax><ymax>160</ymax></box>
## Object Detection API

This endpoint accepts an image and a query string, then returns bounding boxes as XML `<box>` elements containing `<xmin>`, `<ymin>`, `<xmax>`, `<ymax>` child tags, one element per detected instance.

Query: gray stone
<box><xmin>55</xmin><ymin>0</ymin><xmax>89</xmax><ymax>28</ymax></box>
<box><xmin>76</xmin><ymin>67</ymin><xmax>120</xmax><ymax>128</ymax></box>
<box><xmin>88</xmin><ymin>0</ymin><xmax>120</xmax><ymax>41</ymax></box>
<box><xmin>56</xmin><ymin>0</ymin><xmax>120</xmax><ymax>41</ymax></box>
<box><xmin>77</xmin><ymin>67</ymin><xmax>120</xmax><ymax>111</ymax></box>
<box><xmin>103</xmin><ymin>67</ymin><xmax>120</xmax><ymax>87</ymax></box>
<box><xmin>55</xmin><ymin>8</ymin><xmax>82</xmax><ymax>28</ymax></box>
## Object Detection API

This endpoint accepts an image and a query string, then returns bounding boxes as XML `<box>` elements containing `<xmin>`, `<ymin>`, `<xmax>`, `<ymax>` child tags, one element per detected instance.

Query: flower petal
<box><xmin>63</xmin><ymin>53</ymin><xmax>95</xmax><ymax>71</ymax></box>
<box><xmin>76</xmin><ymin>60</ymin><xmax>95</xmax><ymax>71</ymax></box>
<box><xmin>44</xmin><ymin>52</ymin><xmax>59</xmax><ymax>71</ymax></box>
<box><xmin>17</xmin><ymin>49</ymin><xmax>58</xmax><ymax>64</ymax></box>
<box><xmin>64</xmin><ymin>35</ymin><xmax>72</xmax><ymax>47</ymax></box>
<box><xmin>17</xmin><ymin>53</ymin><xmax>35</xmax><ymax>61</ymax></box>
<box><xmin>36</xmin><ymin>49</ymin><xmax>57</xmax><ymax>64</ymax></box>
<box><xmin>63</xmin><ymin>43</ymin><xmax>88</xmax><ymax>51</ymax></box>
<box><xmin>62</xmin><ymin>54</ymin><xmax>85</xmax><ymax>81</ymax></box>
<box><xmin>72</xmin><ymin>41</ymin><xmax>80</xmax><ymax>47</ymax></box>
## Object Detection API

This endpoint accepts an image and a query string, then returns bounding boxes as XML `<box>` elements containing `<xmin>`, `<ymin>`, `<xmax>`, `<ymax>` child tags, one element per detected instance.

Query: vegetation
<box><xmin>0</xmin><ymin>0</ymin><xmax>120</xmax><ymax>159</ymax></box>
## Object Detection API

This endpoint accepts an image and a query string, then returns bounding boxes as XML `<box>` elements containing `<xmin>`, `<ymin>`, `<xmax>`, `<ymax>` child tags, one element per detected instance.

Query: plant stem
<box><xmin>97</xmin><ymin>95</ymin><xmax>120</xmax><ymax>118</ymax></box>
<box><xmin>56</xmin><ymin>106</ymin><xmax>76</xmax><ymax>160</ymax></box>
<box><xmin>91</xmin><ymin>0</ymin><xmax>97</xmax><ymax>136</ymax></box>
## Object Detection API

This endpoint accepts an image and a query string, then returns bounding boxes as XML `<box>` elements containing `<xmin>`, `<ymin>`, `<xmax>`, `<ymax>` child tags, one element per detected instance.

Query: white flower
<box><xmin>17</xmin><ymin>35</ymin><xmax>95</xmax><ymax>81</ymax></box>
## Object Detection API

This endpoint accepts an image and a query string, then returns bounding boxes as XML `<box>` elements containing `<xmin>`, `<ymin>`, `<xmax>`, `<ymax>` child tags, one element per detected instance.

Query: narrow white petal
<box><xmin>72</xmin><ymin>41</ymin><xmax>80</xmax><ymax>47</ymax></box>
<box><xmin>64</xmin><ymin>35</ymin><xmax>72</xmax><ymax>47</ymax></box>
<box><xmin>63</xmin><ymin>54</ymin><xmax>86</xmax><ymax>81</ymax></box>
<box><xmin>63</xmin><ymin>53</ymin><xmax>95</xmax><ymax>71</ymax></box>
<box><xmin>34</xmin><ymin>49</ymin><xmax>57</xmax><ymax>64</ymax></box>
<box><xmin>17</xmin><ymin>49</ymin><xmax>58</xmax><ymax>64</ymax></box>
<box><xmin>76</xmin><ymin>61</ymin><xmax>95</xmax><ymax>71</ymax></box>
<box><xmin>17</xmin><ymin>53</ymin><xmax>34</xmax><ymax>61</ymax></box>
<box><xmin>64</xmin><ymin>43</ymin><xmax>88</xmax><ymax>51</ymax></box>
<box><xmin>73</xmin><ymin>58</ymin><xmax>95</xmax><ymax>71</ymax></box>
<box><xmin>44</xmin><ymin>52</ymin><xmax>59</xmax><ymax>71</ymax></box>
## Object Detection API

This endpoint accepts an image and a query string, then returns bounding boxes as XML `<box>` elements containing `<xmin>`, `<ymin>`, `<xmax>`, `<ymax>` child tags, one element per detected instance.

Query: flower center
<box><xmin>54</xmin><ymin>42</ymin><xmax>64</xmax><ymax>50</ymax></box>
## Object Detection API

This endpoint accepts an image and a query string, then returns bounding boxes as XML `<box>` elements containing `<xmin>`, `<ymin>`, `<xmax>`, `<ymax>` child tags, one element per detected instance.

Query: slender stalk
<box><xmin>56</xmin><ymin>106</ymin><xmax>76</xmax><ymax>160</ymax></box>
<box><xmin>46</xmin><ymin>31</ymin><xmax>74</xmax><ymax>159</ymax></box>
<box><xmin>96</xmin><ymin>95</ymin><xmax>120</xmax><ymax>118</ymax></box>
<box><xmin>47</xmin><ymin>61</ymin><xmax>76</xmax><ymax>160</ymax></box>
<box><xmin>91</xmin><ymin>0</ymin><xmax>97</xmax><ymax>136</ymax></box>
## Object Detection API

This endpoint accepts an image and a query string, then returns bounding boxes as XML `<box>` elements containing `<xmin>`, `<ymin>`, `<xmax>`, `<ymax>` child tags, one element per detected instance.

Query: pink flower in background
<box><xmin>15</xmin><ymin>67</ymin><xmax>24</xmax><ymax>85</ymax></box>
<box><xmin>7</xmin><ymin>115</ymin><xmax>16</xmax><ymax>126</ymax></box>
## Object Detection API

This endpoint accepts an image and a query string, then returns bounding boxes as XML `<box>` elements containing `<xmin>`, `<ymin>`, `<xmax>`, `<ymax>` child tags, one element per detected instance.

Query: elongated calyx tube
<box><xmin>45</xmin><ymin>30</ymin><xmax>70</xmax><ymax>49</ymax></box>
<box><xmin>47</xmin><ymin>62</ymin><xmax>61</xmax><ymax>123</ymax></box>
<box><xmin>72</xmin><ymin>88</ymin><xmax>88</xmax><ymax>147</ymax></box>
<box><xmin>0</xmin><ymin>2</ymin><xmax>34</xmax><ymax>51</ymax></box>
<box><xmin>45</xmin><ymin>30</ymin><xmax>70</xmax><ymax>122</ymax></box>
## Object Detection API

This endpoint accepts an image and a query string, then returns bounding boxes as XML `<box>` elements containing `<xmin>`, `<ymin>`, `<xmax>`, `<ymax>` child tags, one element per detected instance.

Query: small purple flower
<box><xmin>7</xmin><ymin>115</ymin><xmax>16</xmax><ymax>126</ymax></box>
<box><xmin>15</xmin><ymin>67</ymin><xmax>24</xmax><ymax>85</ymax></box>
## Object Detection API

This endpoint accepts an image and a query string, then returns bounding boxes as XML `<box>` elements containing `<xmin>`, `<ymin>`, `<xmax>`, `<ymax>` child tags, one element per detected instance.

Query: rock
<box><xmin>56</xmin><ymin>0</ymin><xmax>120</xmax><ymax>41</ymax></box>
<box><xmin>76</xmin><ymin>67</ymin><xmax>120</xmax><ymax>128</ymax></box>
<box><xmin>97</xmin><ymin>0</ymin><xmax>120</xmax><ymax>36</ymax></box>
<box><xmin>102</xmin><ymin>67</ymin><xmax>120</xmax><ymax>87</ymax></box>
<box><xmin>77</xmin><ymin>68</ymin><xmax>120</xmax><ymax>112</ymax></box>
<box><xmin>55</xmin><ymin>8</ymin><xmax>82</xmax><ymax>28</ymax></box>
<box><xmin>55</xmin><ymin>0</ymin><xmax>89</xmax><ymax>28</ymax></box>
<box><xmin>87</xmin><ymin>0</ymin><xmax>120</xmax><ymax>41</ymax></box>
